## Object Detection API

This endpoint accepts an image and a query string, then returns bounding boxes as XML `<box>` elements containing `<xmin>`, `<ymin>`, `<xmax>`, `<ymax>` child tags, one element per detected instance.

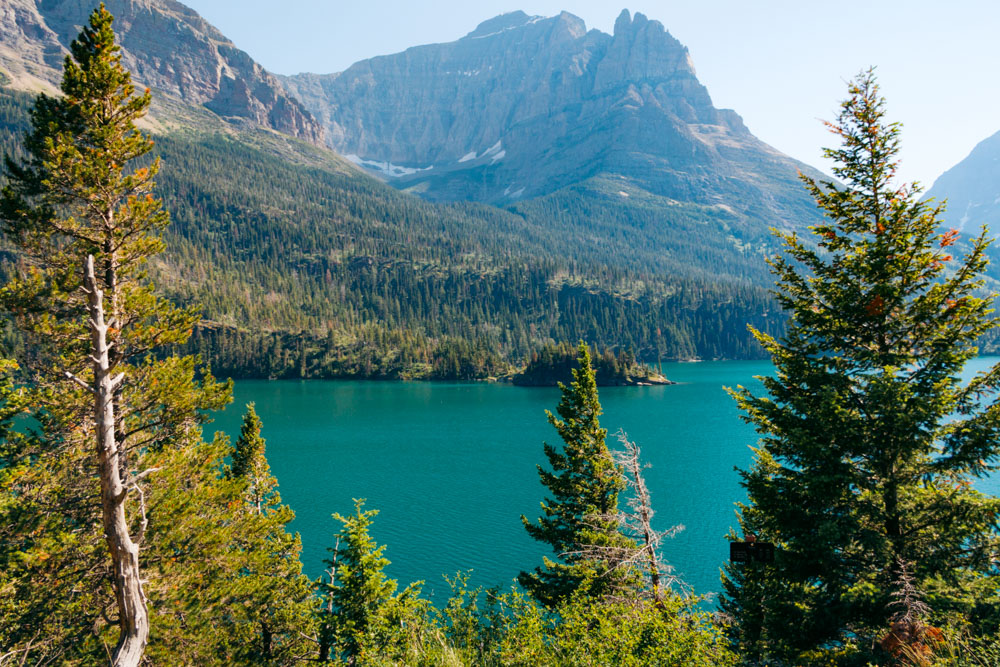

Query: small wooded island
<box><xmin>510</xmin><ymin>342</ymin><xmax>674</xmax><ymax>386</ymax></box>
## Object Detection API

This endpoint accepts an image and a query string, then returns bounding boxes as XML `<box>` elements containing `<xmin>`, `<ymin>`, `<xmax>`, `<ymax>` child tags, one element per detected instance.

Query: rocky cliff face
<box><xmin>925</xmin><ymin>129</ymin><xmax>1000</xmax><ymax>233</ymax></box>
<box><xmin>282</xmin><ymin>9</ymin><xmax>819</xmax><ymax>227</ymax></box>
<box><xmin>0</xmin><ymin>0</ymin><xmax>323</xmax><ymax>143</ymax></box>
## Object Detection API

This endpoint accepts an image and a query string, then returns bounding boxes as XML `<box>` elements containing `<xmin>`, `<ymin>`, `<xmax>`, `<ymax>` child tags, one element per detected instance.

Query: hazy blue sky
<box><xmin>181</xmin><ymin>1</ymin><xmax>998</xmax><ymax>190</ymax></box>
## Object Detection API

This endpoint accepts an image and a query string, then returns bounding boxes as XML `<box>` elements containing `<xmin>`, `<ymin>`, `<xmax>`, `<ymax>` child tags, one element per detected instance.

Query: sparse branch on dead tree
<box><xmin>84</xmin><ymin>254</ymin><xmax>149</xmax><ymax>666</ymax></box>
<box><xmin>566</xmin><ymin>429</ymin><xmax>684</xmax><ymax>604</ymax></box>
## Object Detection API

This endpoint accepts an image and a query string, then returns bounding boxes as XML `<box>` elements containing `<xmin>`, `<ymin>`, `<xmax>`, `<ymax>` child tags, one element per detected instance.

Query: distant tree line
<box><xmin>512</xmin><ymin>340</ymin><xmax>665</xmax><ymax>386</ymax></box>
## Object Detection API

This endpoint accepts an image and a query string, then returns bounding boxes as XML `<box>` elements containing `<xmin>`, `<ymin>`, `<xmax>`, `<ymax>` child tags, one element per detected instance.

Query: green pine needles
<box><xmin>721</xmin><ymin>70</ymin><xmax>1000</xmax><ymax>665</ymax></box>
<box><xmin>223</xmin><ymin>404</ymin><xmax>315</xmax><ymax>664</ymax></box>
<box><xmin>318</xmin><ymin>499</ymin><xmax>424</xmax><ymax>664</ymax></box>
<box><xmin>229</xmin><ymin>402</ymin><xmax>279</xmax><ymax>513</ymax></box>
<box><xmin>0</xmin><ymin>6</ymin><xmax>316</xmax><ymax>664</ymax></box>
<box><xmin>519</xmin><ymin>342</ymin><xmax>638</xmax><ymax>606</ymax></box>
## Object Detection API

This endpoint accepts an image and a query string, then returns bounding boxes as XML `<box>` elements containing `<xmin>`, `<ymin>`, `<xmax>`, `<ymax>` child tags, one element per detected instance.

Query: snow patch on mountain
<box><xmin>344</xmin><ymin>154</ymin><xmax>433</xmax><ymax>178</ymax></box>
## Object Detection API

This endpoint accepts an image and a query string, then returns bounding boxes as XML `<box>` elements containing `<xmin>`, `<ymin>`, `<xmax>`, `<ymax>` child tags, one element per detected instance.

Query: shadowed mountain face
<box><xmin>282</xmin><ymin>9</ymin><xmax>823</xmax><ymax>229</ymax></box>
<box><xmin>0</xmin><ymin>0</ymin><xmax>323</xmax><ymax>143</ymax></box>
<box><xmin>926</xmin><ymin>129</ymin><xmax>1000</xmax><ymax>233</ymax></box>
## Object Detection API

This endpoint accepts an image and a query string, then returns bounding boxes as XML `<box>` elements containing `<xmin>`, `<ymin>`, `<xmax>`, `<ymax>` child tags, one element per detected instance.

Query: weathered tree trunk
<box><xmin>260</xmin><ymin>620</ymin><xmax>274</xmax><ymax>660</ymax></box>
<box><xmin>85</xmin><ymin>255</ymin><xmax>149</xmax><ymax>667</ymax></box>
<box><xmin>318</xmin><ymin>542</ymin><xmax>339</xmax><ymax>662</ymax></box>
<box><xmin>621</xmin><ymin>437</ymin><xmax>664</xmax><ymax>603</ymax></box>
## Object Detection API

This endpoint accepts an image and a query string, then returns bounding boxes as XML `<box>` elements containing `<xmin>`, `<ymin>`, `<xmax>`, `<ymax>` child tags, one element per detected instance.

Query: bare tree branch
<box><xmin>567</xmin><ymin>430</ymin><xmax>687</xmax><ymax>603</ymax></box>
<box><xmin>62</xmin><ymin>370</ymin><xmax>95</xmax><ymax>394</ymax></box>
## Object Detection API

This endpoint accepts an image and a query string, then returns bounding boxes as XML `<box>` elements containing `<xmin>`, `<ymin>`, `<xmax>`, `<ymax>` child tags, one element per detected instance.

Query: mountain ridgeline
<box><xmin>926</xmin><ymin>129</ymin><xmax>1000</xmax><ymax>234</ymax></box>
<box><xmin>0</xmin><ymin>0</ymin><xmax>322</xmax><ymax>142</ymax></box>
<box><xmin>282</xmin><ymin>9</ymin><xmax>824</xmax><ymax>232</ymax></box>
<box><xmin>0</xmin><ymin>2</ymin><xmax>813</xmax><ymax>379</ymax></box>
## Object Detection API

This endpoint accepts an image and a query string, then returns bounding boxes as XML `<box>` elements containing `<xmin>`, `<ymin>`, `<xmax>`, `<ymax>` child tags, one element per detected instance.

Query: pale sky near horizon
<box><xmin>179</xmin><ymin>0</ymin><xmax>999</xmax><ymax>191</ymax></box>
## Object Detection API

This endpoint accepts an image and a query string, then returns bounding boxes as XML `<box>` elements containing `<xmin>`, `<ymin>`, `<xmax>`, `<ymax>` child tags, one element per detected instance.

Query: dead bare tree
<box><xmin>881</xmin><ymin>558</ymin><xmax>941</xmax><ymax>666</ymax></box>
<box><xmin>65</xmin><ymin>256</ymin><xmax>150</xmax><ymax>666</ymax></box>
<box><xmin>565</xmin><ymin>430</ymin><xmax>684</xmax><ymax>604</ymax></box>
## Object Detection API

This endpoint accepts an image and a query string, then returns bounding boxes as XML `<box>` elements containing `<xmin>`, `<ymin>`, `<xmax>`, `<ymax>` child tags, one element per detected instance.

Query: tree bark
<box><xmin>318</xmin><ymin>543</ymin><xmax>339</xmax><ymax>662</ymax></box>
<box><xmin>85</xmin><ymin>255</ymin><xmax>148</xmax><ymax>667</ymax></box>
<box><xmin>622</xmin><ymin>437</ymin><xmax>664</xmax><ymax>602</ymax></box>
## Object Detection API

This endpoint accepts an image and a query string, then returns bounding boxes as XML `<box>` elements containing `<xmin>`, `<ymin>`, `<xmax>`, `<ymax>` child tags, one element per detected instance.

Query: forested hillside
<box><xmin>0</xmin><ymin>85</ymin><xmax>783</xmax><ymax>378</ymax></box>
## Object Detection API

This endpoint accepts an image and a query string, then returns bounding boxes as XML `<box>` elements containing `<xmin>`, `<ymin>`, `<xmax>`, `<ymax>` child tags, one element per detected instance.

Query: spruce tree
<box><xmin>519</xmin><ymin>342</ymin><xmax>636</xmax><ymax>606</ymax></box>
<box><xmin>216</xmin><ymin>404</ymin><xmax>315</xmax><ymax>664</ymax></box>
<box><xmin>720</xmin><ymin>70</ymin><xmax>1000</xmax><ymax>664</ymax></box>
<box><xmin>229</xmin><ymin>402</ymin><xmax>278</xmax><ymax>513</ymax></box>
<box><xmin>317</xmin><ymin>499</ymin><xmax>423</xmax><ymax>664</ymax></box>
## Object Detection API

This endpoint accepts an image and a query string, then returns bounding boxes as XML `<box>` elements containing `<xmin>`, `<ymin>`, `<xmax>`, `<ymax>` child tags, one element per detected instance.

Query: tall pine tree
<box><xmin>519</xmin><ymin>342</ymin><xmax>636</xmax><ymax>606</ymax></box>
<box><xmin>0</xmin><ymin>5</ymin><xmax>230</xmax><ymax>664</ymax></box>
<box><xmin>720</xmin><ymin>70</ymin><xmax>1000</xmax><ymax>665</ymax></box>
<box><xmin>215</xmin><ymin>404</ymin><xmax>315</xmax><ymax>664</ymax></box>
<box><xmin>229</xmin><ymin>402</ymin><xmax>278</xmax><ymax>512</ymax></box>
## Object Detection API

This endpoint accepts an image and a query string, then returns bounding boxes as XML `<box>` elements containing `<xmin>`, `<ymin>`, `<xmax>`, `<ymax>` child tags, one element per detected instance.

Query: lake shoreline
<box><xmin>223</xmin><ymin>373</ymin><xmax>680</xmax><ymax>387</ymax></box>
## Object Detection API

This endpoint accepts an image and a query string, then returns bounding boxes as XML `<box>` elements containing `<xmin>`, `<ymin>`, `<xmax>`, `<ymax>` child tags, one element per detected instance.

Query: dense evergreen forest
<box><xmin>0</xmin><ymin>85</ymin><xmax>783</xmax><ymax>379</ymax></box>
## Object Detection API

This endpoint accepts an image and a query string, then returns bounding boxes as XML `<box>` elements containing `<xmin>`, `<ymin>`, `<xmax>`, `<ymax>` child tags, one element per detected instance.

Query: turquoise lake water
<box><xmin>210</xmin><ymin>358</ymin><xmax>1000</xmax><ymax>602</ymax></box>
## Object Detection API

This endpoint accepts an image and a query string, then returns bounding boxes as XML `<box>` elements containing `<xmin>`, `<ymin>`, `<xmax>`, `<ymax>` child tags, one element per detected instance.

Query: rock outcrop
<box><xmin>0</xmin><ymin>0</ymin><xmax>323</xmax><ymax>143</ymax></box>
<box><xmin>282</xmin><ymin>9</ymin><xmax>819</xmax><ymax>228</ymax></box>
<box><xmin>925</xmin><ymin>129</ymin><xmax>1000</xmax><ymax>233</ymax></box>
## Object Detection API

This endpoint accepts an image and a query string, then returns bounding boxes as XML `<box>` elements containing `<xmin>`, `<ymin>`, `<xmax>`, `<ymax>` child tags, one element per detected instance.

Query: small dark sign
<box><xmin>730</xmin><ymin>541</ymin><xmax>775</xmax><ymax>564</ymax></box>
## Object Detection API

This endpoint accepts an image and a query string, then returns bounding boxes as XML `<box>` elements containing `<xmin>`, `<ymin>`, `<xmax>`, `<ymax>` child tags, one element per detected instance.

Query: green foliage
<box><xmin>519</xmin><ymin>342</ymin><xmax>638</xmax><ymax>606</ymax></box>
<box><xmin>513</xmin><ymin>340</ymin><xmax>664</xmax><ymax>386</ymax></box>
<box><xmin>318</xmin><ymin>499</ymin><xmax>425</xmax><ymax>664</ymax></box>
<box><xmin>306</xmin><ymin>570</ymin><xmax>735</xmax><ymax>666</ymax></box>
<box><xmin>919</xmin><ymin>626</ymin><xmax>1000</xmax><ymax>666</ymax></box>
<box><xmin>428</xmin><ymin>583</ymin><xmax>735</xmax><ymax>667</ymax></box>
<box><xmin>432</xmin><ymin>573</ymin><xmax>507</xmax><ymax>664</ymax></box>
<box><xmin>219</xmin><ymin>404</ymin><xmax>316</xmax><ymax>664</ymax></box>
<box><xmin>501</xmin><ymin>592</ymin><xmax>736</xmax><ymax>667</ymax></box>
<box><xmin>509</xmin><ymin>178</ymin><xmax>777</xmax><ymax>284</ymax></box>
<box><xmin>0</xmin><ymin>3</ymin><xmax>231</xmax><ymax>439</ymax></box>
<box><xmin>0</xmin><ymin>7</ymin><xmax>307</xmax><ymax>663</ymax></box>
<box><xmin>0</xmin><ymin>391</ymin><xmax>313</xmax><ymax>664</ymax></box>
<box><xmin>140</xmin><ymin>432</ymin><xmax>310</xmax><ymax>664</ymax></box>
<box><xmin>10</xmin><ymin>10</ymin><xmax>999</xmax><ymax>667</ymax></box>
<box><xmin>229</xmin><ymin>402</ymin><xmax>277</xmax><ymax>511</ymax></box>
<box><xmin>720</xmin><ymin>70</ymin><xmax>1000</xmax><ymax>665</ymax></box>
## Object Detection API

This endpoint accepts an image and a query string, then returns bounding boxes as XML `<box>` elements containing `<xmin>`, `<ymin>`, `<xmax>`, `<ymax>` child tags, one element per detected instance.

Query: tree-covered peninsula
<box><xmin>511</xmin><ymin>341</ymin><xmax>672</xmax><ymax>386</ymax></box>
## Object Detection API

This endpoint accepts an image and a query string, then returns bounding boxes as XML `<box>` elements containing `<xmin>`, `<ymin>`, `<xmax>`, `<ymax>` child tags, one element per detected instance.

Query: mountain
<box><xmin>0</xmin><ymin>1</ymin><xmax>796</xmax><ymax>377</ymax></box>
<box><xmin>0</xmin><ymin>84</ymin><xmax>780</xmax><ymax>378</ymax></box>
<box><xmin>925</xmin><ymin>129</ymin><xmax>1000</xmax><ymax>233</ymax></box>
<box><xmin>282</xmin><ymin>9</ymin><xmax>822</xmax><ymax>231</ymax></box>
<box><xmin>0</xmin><ymin>0</ymin><xmax>322</xmax><ymax>143</ymax></box>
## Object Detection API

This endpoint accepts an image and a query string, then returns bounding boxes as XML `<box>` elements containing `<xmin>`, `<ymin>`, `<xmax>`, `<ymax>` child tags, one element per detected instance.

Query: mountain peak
<box><xmin>925</xmin><ymin>129</ymin><xmax>1000</xmax><ymax>232</ymax></box>
<box><xmin>614</xmin><ymin>9</ymin><xmax>632</xmax><ymax>34</ymax></box>
<box><xmin>594</xmin><ymin>7</ymin><xmax>696</xmax><ymax>93</ymax></box>
<box><xmin>0</xmin><ymin>0</ymin><xmax>323</xmax><ymax>143</ymax></box>
<box><xmin>464</xmin><ymin>11</ymin><xmax>540</xmax><ymax>39</ymax></box>
<box><xmin>613</xmin><ymin>9</ymin><xmax>655</xmax><ymax>34</ymax></box>
<box><xmin>282</xmin><ymin>7</ymin><xmax>818</xmax><ymax>228</ymax></box>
